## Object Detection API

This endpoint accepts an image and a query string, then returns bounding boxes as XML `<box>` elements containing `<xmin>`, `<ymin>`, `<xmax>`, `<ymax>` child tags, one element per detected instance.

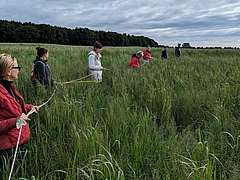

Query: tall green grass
<box><xmin>0</xmin><ymin>43</ymin><xmax>240</xmax><ymax>179</ymax></box>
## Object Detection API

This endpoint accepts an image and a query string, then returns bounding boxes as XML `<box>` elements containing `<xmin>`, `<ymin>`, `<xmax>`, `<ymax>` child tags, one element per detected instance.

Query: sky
<box><xmin>1</xmin><ymin>0</ymin><xmax>240</xmax><ymax>47</ymax></box>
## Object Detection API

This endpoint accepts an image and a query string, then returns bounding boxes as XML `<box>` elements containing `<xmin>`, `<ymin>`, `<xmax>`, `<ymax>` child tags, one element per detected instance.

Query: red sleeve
<box><xmin>143</xmin><ymin>50</ymin><xmax>148</xmax><ymax>59</ymax></box>
<box><xmin>143</xmin><ymin>51</ymin><xmax>152</xmax><ymax>59</ymax></box>
<box><xmin>0</xmin><ymin>118</ymin><xmax>16</xmax><ymax>135</ymax></box>
<box><xmin>130</xmin><ymin>57</ymin><xmax>140</xmax><ymax>68</ymax></box>
<box><xmin>25</xmin><ymin>104</ymin><xmax>33</xmax><ymax>113</ymax></box>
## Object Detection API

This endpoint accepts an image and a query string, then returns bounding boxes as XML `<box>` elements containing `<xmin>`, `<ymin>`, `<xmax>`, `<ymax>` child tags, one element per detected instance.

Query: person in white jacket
<box><xmin>88</xmin><ymin>41</ymin><xmax>104</xmax><ymax>82</ymax></box>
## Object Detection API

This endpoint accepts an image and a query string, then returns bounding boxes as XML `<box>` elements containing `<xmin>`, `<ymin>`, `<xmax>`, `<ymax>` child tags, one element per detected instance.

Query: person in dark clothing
<box><xmin>175</xmin><ymin>43</ymin><xmax>181</xmax><ymax>58</ymax></box>
<box><xmin>161</xmin><ymin>46</ymin><xmax>168</xmax><ymax>60</ymax></box>
<box><xmin>33</xmin><ymin>47</ymin><xmax>56</xmax><ymax>86</ymax></box>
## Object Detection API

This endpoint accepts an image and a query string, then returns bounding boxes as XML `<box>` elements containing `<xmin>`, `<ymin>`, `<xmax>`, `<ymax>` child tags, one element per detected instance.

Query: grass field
<box><xmin>1</xmin><ymin>43</ymin><xmax>240</xmax><ymax>180</ymax></box>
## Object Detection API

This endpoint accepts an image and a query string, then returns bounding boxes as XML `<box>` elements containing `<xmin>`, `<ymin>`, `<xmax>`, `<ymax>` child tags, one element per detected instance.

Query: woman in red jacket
<box><xmin>130</xmin><ymin>51</ymin><xmax>143</xmax><ymax>68</ymax></box>
<box><xmin>143</xmin><ymin>45</ymin><xmax>153</xmax><ymax>64</ymax></box>
<box><xmin>0</xmin><ymin>54</ymin><xmax>39</xmax><ymax>177</ymax></box>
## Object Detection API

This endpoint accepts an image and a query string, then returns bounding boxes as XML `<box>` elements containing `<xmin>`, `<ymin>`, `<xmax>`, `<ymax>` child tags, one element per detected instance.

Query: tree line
<box><xmin>0</xmin><ymin>20</ymin><xmax>158</xmax><ymax>47</ymax></box>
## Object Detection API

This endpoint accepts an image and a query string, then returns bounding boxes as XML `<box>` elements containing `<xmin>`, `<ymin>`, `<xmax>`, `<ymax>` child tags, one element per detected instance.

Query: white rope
<box><xmin>8</xmin><ymin>73</ymin><xmax>94</xmax><ymax>178</ymax></box>
<box><xmin>8</xmin><ymin>123</ymin><xmax>23</xmax><ymax>180</ymax></box>
<box><xmin>8</xmin><ymin>89</ymin><xmax>56</xmax><ymax>179</ymax></box>
<box><xmin>56</xmin><ymin>74</ymin><xmax>93</xmax><ymax>85</ymax></box>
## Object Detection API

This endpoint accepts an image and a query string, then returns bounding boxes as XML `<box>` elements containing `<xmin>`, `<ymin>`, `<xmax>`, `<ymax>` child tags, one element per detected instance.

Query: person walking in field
<box><xmin>0</xmin><ymin>54</ymin><xmax>39</xmax><ymax>178</ymax></box>
<box><xmin>88</xmin><ymin>41</ymin><xmax>104</xmax><ymax>82</ymax></box>
<box><xmin>161</xmin><ymin>46</ymin><xmax>169</xmax><ymax>60</ymax></box>
<box><xmin>130</xmin><ymin>51</ymin><xmax>143</xmax><ymax>68</ymax></box>
<box><xmin>32</xmin><ymin>47</ymin><xmax>56</xmax><ymax>87</ymax></box>
<box><xmin>143</xmin><ymin>45</ymin><xmax>153</xmax><ymax>64</ymax></box>
<box><xmin>175</xmin><ymin>43</ymin><xmax>181</xmax><ymax>58</ymax></box>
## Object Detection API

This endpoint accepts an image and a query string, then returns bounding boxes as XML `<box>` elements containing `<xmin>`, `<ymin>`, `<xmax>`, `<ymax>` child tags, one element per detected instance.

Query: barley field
<box><xmin>1</xmin><ymin>43</ymin><xmax>240</xmax><ymax>180</ymax></box>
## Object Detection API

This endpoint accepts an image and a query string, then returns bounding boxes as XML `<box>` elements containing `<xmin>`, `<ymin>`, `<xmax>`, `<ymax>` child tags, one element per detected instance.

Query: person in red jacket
<box><xmin>143</xmin><ymin>45</ymin><xmax>153</xmax><ymax>64</ymax></box>
<box><xmin>130</xmin><ymin>51</ymin><xmax>143</xmax><ymax>68</ymax></box>
<box><xmin>0</xmin><ymin>54</ymin><xmax>39</xmax><ymax>177</ymax></box>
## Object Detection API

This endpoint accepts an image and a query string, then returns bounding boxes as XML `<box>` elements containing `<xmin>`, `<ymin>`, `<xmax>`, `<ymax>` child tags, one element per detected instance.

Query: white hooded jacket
<box><xmin>88</xmin><ymin>50</ymin><xmax>103</xmax><ymax>82</ymax></box>
<box><xmin>88</xmin><ymin>50</ymin><xmax>103</xmax><ymax>70</ymax></box>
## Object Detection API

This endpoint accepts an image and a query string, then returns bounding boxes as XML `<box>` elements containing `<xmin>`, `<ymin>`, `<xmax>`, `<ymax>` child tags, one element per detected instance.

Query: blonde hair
<box><xmin>136</xmin><ymin>51</ymin><xmax>143</xmax><ymax>57</ymax></box>
<box><xmin>0</xmin><ymin>54</ymin><xmax>16</xmax><ymax>81</ymax></box>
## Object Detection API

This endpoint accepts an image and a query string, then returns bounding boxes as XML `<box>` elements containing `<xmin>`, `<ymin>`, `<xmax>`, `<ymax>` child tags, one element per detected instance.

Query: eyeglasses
<box><xmin>12</xmin><ymin>66</ymin><xmax>21</xmax><ymax>71</ymax></box>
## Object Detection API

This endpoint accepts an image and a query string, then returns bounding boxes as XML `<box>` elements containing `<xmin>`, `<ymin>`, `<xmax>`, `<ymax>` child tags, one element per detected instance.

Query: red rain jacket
<box><xmin>130</xmin><ymin>54</ymin><xmax>140</xmax><ymax>68</ymax></box>
<box><xmin>0</xmin><ymin>84</ymin><xmax>33</xmax><ymax>150</ymax></box>
<box><xmin>143</xmin><ymin>50</ymin><xmax>152</xmax><ymax>62</ymax></box>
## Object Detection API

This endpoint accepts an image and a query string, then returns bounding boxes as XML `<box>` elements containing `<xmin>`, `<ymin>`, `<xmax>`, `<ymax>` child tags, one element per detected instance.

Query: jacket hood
<box><xmin>33</xmin><ymin>56</ymin><xmax>47</xmax><ymax>64</ymax></box>
<box><xmin>88</xmin><ymin>50</ymin><xmax>96</xmax><ymax>56</ymax></box>
<box><xmin>88</xmin><ymin>51</ymin><xmax>102</xmax><ymax>59</ymax></box>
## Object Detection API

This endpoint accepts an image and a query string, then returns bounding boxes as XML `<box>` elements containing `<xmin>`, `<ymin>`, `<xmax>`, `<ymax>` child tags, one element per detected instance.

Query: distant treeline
<box><xmin>0</xmin><ymin>20</ymin><xmax>158</xmax><ymax>47</ymax></box>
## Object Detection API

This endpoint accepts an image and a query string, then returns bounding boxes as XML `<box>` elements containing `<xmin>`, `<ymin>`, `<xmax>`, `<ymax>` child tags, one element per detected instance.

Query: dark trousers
<box><xmin>0</xmin><ymin>142</ymin><xmax>30</xmax><ymax>179</ymax></box>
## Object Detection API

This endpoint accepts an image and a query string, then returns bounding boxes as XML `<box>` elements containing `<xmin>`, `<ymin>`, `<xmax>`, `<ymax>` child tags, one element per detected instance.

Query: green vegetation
<box><xmin>0</xmin><ymin>20</ymin><xmax>158</xmax><ymax>47</ymax></box>
<box><xmin>1</xmin><ymin>43</ymin><xmax>240</xmax><ymax>179</ymax></box>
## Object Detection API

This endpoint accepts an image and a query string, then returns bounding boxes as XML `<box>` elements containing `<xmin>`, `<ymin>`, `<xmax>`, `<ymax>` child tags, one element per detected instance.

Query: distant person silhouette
<box><xmin>161</xmin><ymin>46</ymin><xmax>168</xmax><ymax>60</ymax></box>
<box><xmin>175</xmin><ymin>43</ymin><xmax>181</xmax><ymax>58</ymax></box>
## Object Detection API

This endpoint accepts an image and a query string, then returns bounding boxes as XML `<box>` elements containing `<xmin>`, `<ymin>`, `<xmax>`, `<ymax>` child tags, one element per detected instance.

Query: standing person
<box><xmin>32</xmin><ymin>47</ymin><xmax>56</xmax><ymax>86</ymax></box>
<box><xmin>175</xmin><ymin>43</ymin><xmax>181</xmax><ymax>58</ymax></box>
<box><xmin>130</xmin><ymin>51</ymin><xmax>143</xmax><ymax>68</ymax></box>
<box><xmin>0</xmin><ymin>54</ymin><xmax>39</xmax><ymax>178</ymax></box>
<box><xmin>88</xmin><ymin>41</ymin><xmax>104</xmax><ymax>82</ymax></box>
<box><xmin>161</xmin><ymin>46</ymin><xmax>169</xmax><ymax>60</ymax></box>
<box><xmin>143</xmin><ymin>45</ymin><xmax>153</xmax><ymax>64</ymax></box>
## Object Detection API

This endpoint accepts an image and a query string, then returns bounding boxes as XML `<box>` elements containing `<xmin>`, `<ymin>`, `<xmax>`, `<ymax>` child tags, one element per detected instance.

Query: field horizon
<box><xmin>0</xmin><ymin>43</ymin><xmax>240</xmax><ymax>180</ymax></box>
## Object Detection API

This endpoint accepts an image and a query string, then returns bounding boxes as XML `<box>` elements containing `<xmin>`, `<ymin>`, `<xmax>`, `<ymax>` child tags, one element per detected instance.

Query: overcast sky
<box><xmin>1</xmin><ymin>0</ymin><xmax>240</xmax><ymax>47</ymax></box>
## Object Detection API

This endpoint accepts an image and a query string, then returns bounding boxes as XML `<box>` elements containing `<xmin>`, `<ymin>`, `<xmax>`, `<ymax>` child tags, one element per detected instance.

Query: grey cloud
<box><xmin>0</xmin><ymin>0</ymin><xmax>240</xmax><ymax>47</ymax></box>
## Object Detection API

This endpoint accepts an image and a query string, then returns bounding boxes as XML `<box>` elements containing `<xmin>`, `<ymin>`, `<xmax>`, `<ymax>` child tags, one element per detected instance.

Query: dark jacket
<box><xmin>33</xmin><ymin>57</ymin><xmax>54</xmax><ymax>85</ymax></box>
<box><xmin>161</xmin><ymin>49</ymin><xmax>168</xmax><ymax>59</ymax></box>
<box><xmin>175</xmin><ymin>47</ymin><xmax>181</xmax><ymax>58</ymax></box>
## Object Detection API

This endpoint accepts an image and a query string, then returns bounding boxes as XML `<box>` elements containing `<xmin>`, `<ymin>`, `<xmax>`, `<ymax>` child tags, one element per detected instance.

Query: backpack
<box><xmin>31</xmin><ymin>65</ymin><xmax>37</xmax><ymax>86</ymax></box>
<box><xmin>31</xmin><ymin>61</ymin><xmax>45</xmax><ymax>86</ymax></box>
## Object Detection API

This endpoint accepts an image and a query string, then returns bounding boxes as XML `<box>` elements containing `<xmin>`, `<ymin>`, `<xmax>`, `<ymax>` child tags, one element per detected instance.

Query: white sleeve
<box><xmin>88</xmin><ymin>55</ymin><xmax>102</xmax><ymax>70</ymax></box>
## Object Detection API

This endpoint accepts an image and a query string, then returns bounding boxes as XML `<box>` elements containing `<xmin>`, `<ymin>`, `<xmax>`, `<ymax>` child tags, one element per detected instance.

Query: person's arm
<box><xmin>35</xmin><ymin>62</ymin><xmax>48</xmax><ymax>85</ymax></box>
<box><xmin>0</xmin><ymin>118</ymin><xmax>17</xmax><ymax>134</ymax></box>
<box><xmin>88</xmin><ymin>55</ymin><xmax>103</xmax><ymax>70</ymax></box>
<box><xmin>46</xmin><ymin>65</ymin><xmax>56</xmax><ymax>86</ymax></box>
<box><xmin>143</xmin><ymin>51</ymin><xmax>149</xmax><ymax>59</ymax></box>
<box><xmin>130</xmin><ymin>58</ymin><xmax>140</xmax><ymax>68</ymax></box>
<box><xmin>25</xmin><ymin>104</ymin><xmax>34</xmax><ymax>112</ymax></box>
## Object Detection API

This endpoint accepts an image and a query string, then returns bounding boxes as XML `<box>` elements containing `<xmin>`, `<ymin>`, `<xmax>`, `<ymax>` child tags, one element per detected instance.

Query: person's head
<box><xmin>146</xmin><ymin>45</ymin><xmax>151</xmax><ymax>51</ymax></box>
<box><xmin>0</xmin><ymin>54</ymin><xmax>21</xmax><ymax>82</ymax></box>
<box><xmin>178</xmin><ymin>43</ymin><xmax>181</xmax><ymax>47</ymax></box>
<box><xmin>164</xmin><ymin>46</ymin><xmax>168</xmax><ymax>50</ymax></box>
<box><xmin>136</xmin><ymin>51</ymin><xmax>143</xmax><ymax>58</ymax></box>
<box><xmin>36</xmin><ymin>46</ymin><xmax>48</xmax><ymax>60</ymax></box>
<box><xmin>93</xmin><ymin>41</ymin><xmax>103</xmax><ymax>54</ymax></box>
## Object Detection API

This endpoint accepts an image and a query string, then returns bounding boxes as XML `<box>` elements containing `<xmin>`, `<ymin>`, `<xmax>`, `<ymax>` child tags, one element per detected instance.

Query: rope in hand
<box><xmin>8</xmin><ymin>88</ymin><xmax>56</xmax><ymax>180</ymax></box>
<box><xmin>8</xmin><ymin>72</ymin><xmax>106</xmax><ymax>179</ymax></box>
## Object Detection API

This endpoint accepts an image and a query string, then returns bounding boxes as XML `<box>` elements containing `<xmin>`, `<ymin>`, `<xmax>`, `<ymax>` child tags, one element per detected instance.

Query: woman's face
<box><xmin>43</xmin><ymin>52</ymin><xmax>49</xmax><ymax>60</ymax></box>
<box><xmin>95</xmin><ymin>48</ymin><xmax>102</xmax><ymax>54</ymax></box>
<box><xmin>7</xmin><ymin>60</ymin><xmax>21</xmax><ymax>81</ymax></box>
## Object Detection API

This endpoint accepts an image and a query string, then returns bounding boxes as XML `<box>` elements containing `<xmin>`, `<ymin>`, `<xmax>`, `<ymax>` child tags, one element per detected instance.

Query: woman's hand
<box><xmin>18</xmin><ymin>113</ymin><xmax>30</xmax><ymax>122</ymax></box>
<box><xmin>32</xmin><ymin>106</ymin><xmax>39</xmax><ymax>113</ymax></box>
